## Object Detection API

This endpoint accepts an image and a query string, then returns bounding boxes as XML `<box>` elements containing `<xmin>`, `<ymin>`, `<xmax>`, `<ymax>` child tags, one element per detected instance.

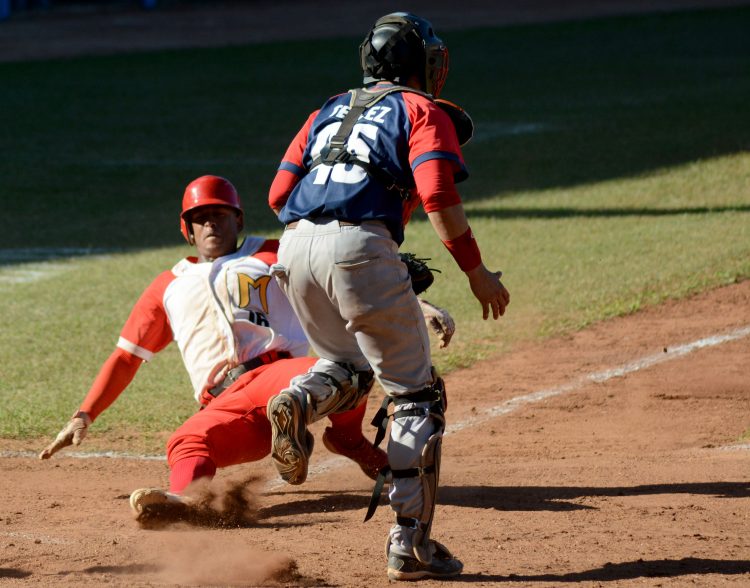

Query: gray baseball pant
<box><xmin>273</xmin><ymin>218</ymin><xmax>438</xmax><ymax>555</ymax></box>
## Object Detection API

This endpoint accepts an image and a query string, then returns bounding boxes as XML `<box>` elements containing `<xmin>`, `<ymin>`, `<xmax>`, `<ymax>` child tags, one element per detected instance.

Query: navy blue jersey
<box><xmin>276</xmin><ymin>86</ymin><xmax>467</xmax><ymax>245</ymax></box>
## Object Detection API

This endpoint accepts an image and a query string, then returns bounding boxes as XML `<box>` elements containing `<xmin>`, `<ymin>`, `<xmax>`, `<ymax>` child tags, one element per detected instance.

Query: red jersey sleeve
<box><xmin>400</xmin><ymin>94</ymin><xmax>465</xmax><ymax>224</ymax></box>
<box><xmin>252</xmin><ymin>239</ymin><xmax>280</xmax><ymax>267</ymax></box>
<box><xmin>403</xmin><ymin>93</ymin><xmax>468</xmax><ymax>185</ymax></box>
<box><xmin>269</xmin><ymin>110</ymin><xmax>318</xmax><ymax>211</ymax></box>
<box><xmin>117</xmin><ymin>271</ymin><xmax>175</xmax><ymax>361</ymax></box>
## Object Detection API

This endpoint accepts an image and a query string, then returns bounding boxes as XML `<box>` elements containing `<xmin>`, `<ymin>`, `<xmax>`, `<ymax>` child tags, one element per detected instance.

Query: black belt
<box><xmin>200</xmin><ymin>350</ymin><xmax>291</xmax><ymax>406</ymax></box>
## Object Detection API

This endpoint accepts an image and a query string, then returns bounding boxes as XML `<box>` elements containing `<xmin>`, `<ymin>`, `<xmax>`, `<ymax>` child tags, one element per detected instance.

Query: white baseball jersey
<box><xmin>116</xmin><ymin>237</ymin><xmax>308</xmax><ymax>400</ymax></box>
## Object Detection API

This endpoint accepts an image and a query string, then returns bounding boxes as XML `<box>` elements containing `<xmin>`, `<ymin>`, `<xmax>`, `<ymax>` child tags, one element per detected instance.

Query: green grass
<box><xmin>1</xmin><ymin>6</ymin><xmax>749</xmax><ymax>449</ymax></box>
<box><xmin>404</xmin><ymin>152</ymin><xmax>750</xmax><ymax>361</ymax></box>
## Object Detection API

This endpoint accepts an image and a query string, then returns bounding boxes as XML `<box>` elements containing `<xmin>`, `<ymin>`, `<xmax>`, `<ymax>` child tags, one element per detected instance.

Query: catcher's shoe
<box><xmin>322</xmin><ymin>427</ymin><xmax>388</xmax><ymax>481</ymax></box>
<box><xmin>387</xmin><ymin>541</ymin><xmax>463</xmax><ymax>581</ymax></box>
<box><xmin>268</xmin><ymin>393</ymin><xmax>314</xmax><ymax>485</ymax></box>
<box><xmin>129</xmin><ymin>487</ymin><xmax>190</xmax><ymax>516</ymax></box>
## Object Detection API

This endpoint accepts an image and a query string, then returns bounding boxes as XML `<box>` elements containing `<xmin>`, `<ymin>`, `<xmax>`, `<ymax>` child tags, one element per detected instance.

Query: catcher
<box><xmin>39</xmin><ymin>175</ymin><xmax>455</xmax><ymax>517</ymax></box>
<box><xmin>266</xmin><ymin>12</ymin><xmax>508</xmax><ymax>581</ymax></box>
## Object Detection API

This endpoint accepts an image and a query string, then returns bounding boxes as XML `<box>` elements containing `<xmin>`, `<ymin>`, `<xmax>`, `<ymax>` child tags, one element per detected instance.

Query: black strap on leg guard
<box><xmin>396</xmin><ymin>516</ymin><xmax>429</xmax><ymax>537</ymax></box>
<box><xmin>363</xmin><ymin>464</ymin><xmax>391</xmax><ymax>522</ymax></box>
<box><xmin>311</xmin><ymin>364</ymin><xmax>375</xmax><ymax>418</ymax></box>
<box><xmin>370</xmin><ymin>384</ymin><xmax>444</xmax><ymax>449</ymax></box>
<box><xmin>364</xmin><ymin>377</ymin><xmax>446</xmax><ymax>523</ymax></box>
<box><xmin>370</xmin><ymin>396</ymin><xmax>392</xmax><ymax>449</ymax></box>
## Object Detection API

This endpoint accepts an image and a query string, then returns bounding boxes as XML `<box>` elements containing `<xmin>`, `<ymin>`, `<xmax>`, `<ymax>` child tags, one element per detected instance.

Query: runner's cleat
<box><xmin>129</xmin><ymin>487</ymin><xmax>190</xmax><ymax>516</ymax></box>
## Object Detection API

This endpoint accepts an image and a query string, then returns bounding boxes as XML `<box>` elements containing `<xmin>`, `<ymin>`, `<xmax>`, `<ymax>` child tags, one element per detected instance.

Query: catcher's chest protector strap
<box><xmin>312</xmin><ymin>85</ymin><xmax>431</xmax><ymax>199</ymax></box>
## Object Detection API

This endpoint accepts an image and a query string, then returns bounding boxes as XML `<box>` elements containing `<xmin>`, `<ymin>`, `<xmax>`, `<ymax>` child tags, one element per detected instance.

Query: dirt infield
<box><xmin>2</xmin><ymin>2</ymin><xmax>749</xmax><ymax>586</ymax></box>
<box><xmin>2</xmin><ymin>279</ymin><xmax>749</xmax><ymax>586</ymax></box>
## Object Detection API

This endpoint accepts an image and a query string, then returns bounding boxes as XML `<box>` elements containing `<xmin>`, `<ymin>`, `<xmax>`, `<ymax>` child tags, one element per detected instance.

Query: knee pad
<box><xmin>285</xmin><ymin>360</ymin><xmax>374</xmax><ymax>424</ymax></box>
<box><xmin>370</xmin><ymin>371</ymin><xmax>446</xmax><ymax>448</ymax></box>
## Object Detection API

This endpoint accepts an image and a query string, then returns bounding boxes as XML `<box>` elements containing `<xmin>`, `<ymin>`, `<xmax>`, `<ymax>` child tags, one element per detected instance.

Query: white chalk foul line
<box><xmin>288</xmin><ymin>324</ymin><xmax>750</xmax><ymax>483</ymax></box>
<box><xmin>446</xmin><ymin>324</ymin><xmax>750</xmax><ymax>435</ymax></box>
<box><xmin>4</xmin><ymin>325</ymin><xmax>749</xmax><ymax>464</ymax></box>
<box><xmin>718</xmin><ymin>443</ymin><xmax>750</xmax><ymax>451</ymax></box>
<box><xmin>0</xmin><ymin>449</ymin><xmax>166</xmax><ymax>460</ymax></box>
<box><xmin>0</xmin><ymin>530</ymin><xmax>74</xmax><ymax>545</ymax></box>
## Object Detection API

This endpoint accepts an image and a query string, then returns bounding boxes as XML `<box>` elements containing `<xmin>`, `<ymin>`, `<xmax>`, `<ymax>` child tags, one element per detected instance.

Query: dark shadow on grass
<box><xmin>454</xmin><ymin>558</ymin><xmax>750</xmax><ymax>583</ymax></box>
<box><xmin>2</xmin><ymin>7</ymin><xmax>750</xmax><ymax>251</ymax></box>
<box><xmin>450</xmin><ymin>7</ymin><xmax>750</xmax><ymax>204</ymax></box>
<box><xmin>0</xmin><ymin>247</ymin><xmax>121</xmax><ymax>267</ymax></box>
<box><xmin>438</xmin><ymin>481</ymin><xmax>749</xmax><ymax>512</ymax></box>
<box><xmin>465</xmin><ymin>204</ymin><xmax>750</xmax><ymax>220</ymax></box>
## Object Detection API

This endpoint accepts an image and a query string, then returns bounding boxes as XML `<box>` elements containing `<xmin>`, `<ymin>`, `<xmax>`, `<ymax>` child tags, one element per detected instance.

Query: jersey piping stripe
<box><xmin>411</xmin><ymin>150</ymin><xmax>468</xmax><ymax>182</ymax></box>
<box><xmin>117</xmin><ymin>337</ymin><xmax>154</xmax><ymax>362</ymax></box>
<box><xmin>279</xmin><ymin>161</ymin><xmax>306</xmax><ymax>176</ymax></box>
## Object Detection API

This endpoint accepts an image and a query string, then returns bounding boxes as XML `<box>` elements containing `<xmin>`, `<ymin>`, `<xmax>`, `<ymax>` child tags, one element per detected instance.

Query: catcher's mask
<box><xmin>359</xmin><ymin>12</ymin><xmax>449</xmax><ymax>98</ymax></box>
<box><xmin>180</xmin><ymin>175</ymin><xmax>243</xmax><ymax>244</ymax></box>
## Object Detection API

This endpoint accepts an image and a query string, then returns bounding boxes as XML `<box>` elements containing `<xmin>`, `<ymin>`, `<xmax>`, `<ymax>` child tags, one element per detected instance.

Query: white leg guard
<box><xmin>282</xmin><ymin>358</ymin><xmax>374</xmax><ymax>424</ymax></box>
<box><xmin>377</xmin><ymin>376</ymin><xmax>447</xmax><ymax>563</ymax></box>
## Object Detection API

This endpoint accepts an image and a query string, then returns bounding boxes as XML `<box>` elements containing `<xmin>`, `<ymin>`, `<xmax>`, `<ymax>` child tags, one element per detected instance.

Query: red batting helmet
<box><xmin>180</xmin><ymin>175</ymin><xmax>243</xmax><ymax>243</ymax></box>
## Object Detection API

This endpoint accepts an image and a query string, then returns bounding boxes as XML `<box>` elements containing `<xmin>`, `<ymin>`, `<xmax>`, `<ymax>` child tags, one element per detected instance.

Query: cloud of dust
<box><xmin>131</xmin><ymin>469</ymin><xmax>302</xmax><ymax>585</ymax></box>
<box><xmin>155</xmin><ymin>533</ymin><xmax>299</xmax><ymax>586</ymax></box>
<box><xmin>136</xmin><ymin>470</ymin><xmax>262</xmax><ymax>530</ymax></box>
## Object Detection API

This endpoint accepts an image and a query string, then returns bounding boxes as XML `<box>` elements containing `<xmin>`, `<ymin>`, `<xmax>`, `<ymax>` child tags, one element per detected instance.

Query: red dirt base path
<box><xmin>2</xmin><ymin>279</ymin><xmax>749</xmax><ymax>587</ymax></box>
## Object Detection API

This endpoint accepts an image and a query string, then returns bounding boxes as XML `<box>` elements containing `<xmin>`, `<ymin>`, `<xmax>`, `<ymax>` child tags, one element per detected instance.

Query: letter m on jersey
<box><xmin>237</xmin><ymin>274</ymin><xmax>271</xmax><ymax>314</ymax></box>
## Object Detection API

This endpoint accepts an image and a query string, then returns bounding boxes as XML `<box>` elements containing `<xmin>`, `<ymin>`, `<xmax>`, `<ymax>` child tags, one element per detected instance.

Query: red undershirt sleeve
<box><xmin>414</xmin><ymin>158</ymin><xmax>462</xmax><ymax>213</ymax></box>
<box><xmin>401</xmin><ymin>159</ymin><xmax>461</xmax><ymax>225</ymax></box>
<box><xmin>79</xmin><ymin>272</ymin><xmax>174</xmax><ymax>421</ymax></box>
<box><xmin>78</xmin><ymin>348</ymin><xmax>143</xmax><ymax>422</ymax></box>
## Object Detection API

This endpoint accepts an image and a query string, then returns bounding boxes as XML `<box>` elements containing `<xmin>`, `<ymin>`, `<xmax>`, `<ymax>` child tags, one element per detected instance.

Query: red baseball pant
<box><xmin>166</xmin><ymin>357</ymin><xmax>368</xmax><ymax>492</ymax></box>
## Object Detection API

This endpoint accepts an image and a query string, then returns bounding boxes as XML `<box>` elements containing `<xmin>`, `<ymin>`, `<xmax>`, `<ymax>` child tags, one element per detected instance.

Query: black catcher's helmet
<box><xmin>359</xmin><ymin>12</ymin><xmax>449</xmax><ymax>97</ymax></box>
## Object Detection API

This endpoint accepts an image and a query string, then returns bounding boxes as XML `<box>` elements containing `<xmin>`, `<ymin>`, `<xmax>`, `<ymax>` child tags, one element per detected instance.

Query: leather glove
<box><xmin>418</xmin><ymin>298</ymin><xmax>455</xmax><ymax>348</ymax></box>
<box><xmin>39</xmin><ymin>412</ymin><xmax>92</xmax><ymax>459</ymax></box>
<box><xmin>400</xmin><ymin>252</ymin><xmax>437</xmax><ymax>295</ymax></box>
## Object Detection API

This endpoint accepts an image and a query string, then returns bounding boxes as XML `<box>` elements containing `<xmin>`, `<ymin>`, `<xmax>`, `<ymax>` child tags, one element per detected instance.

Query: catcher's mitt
<box><xmin>400</xmin><ymin>252</ymin><xmax>440</xmax><ymax>295</ymax></box>
<box><xmin>435</xmin><ymin>98</ymin><xmax>474</xmax><ymax>147</ymax></box>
